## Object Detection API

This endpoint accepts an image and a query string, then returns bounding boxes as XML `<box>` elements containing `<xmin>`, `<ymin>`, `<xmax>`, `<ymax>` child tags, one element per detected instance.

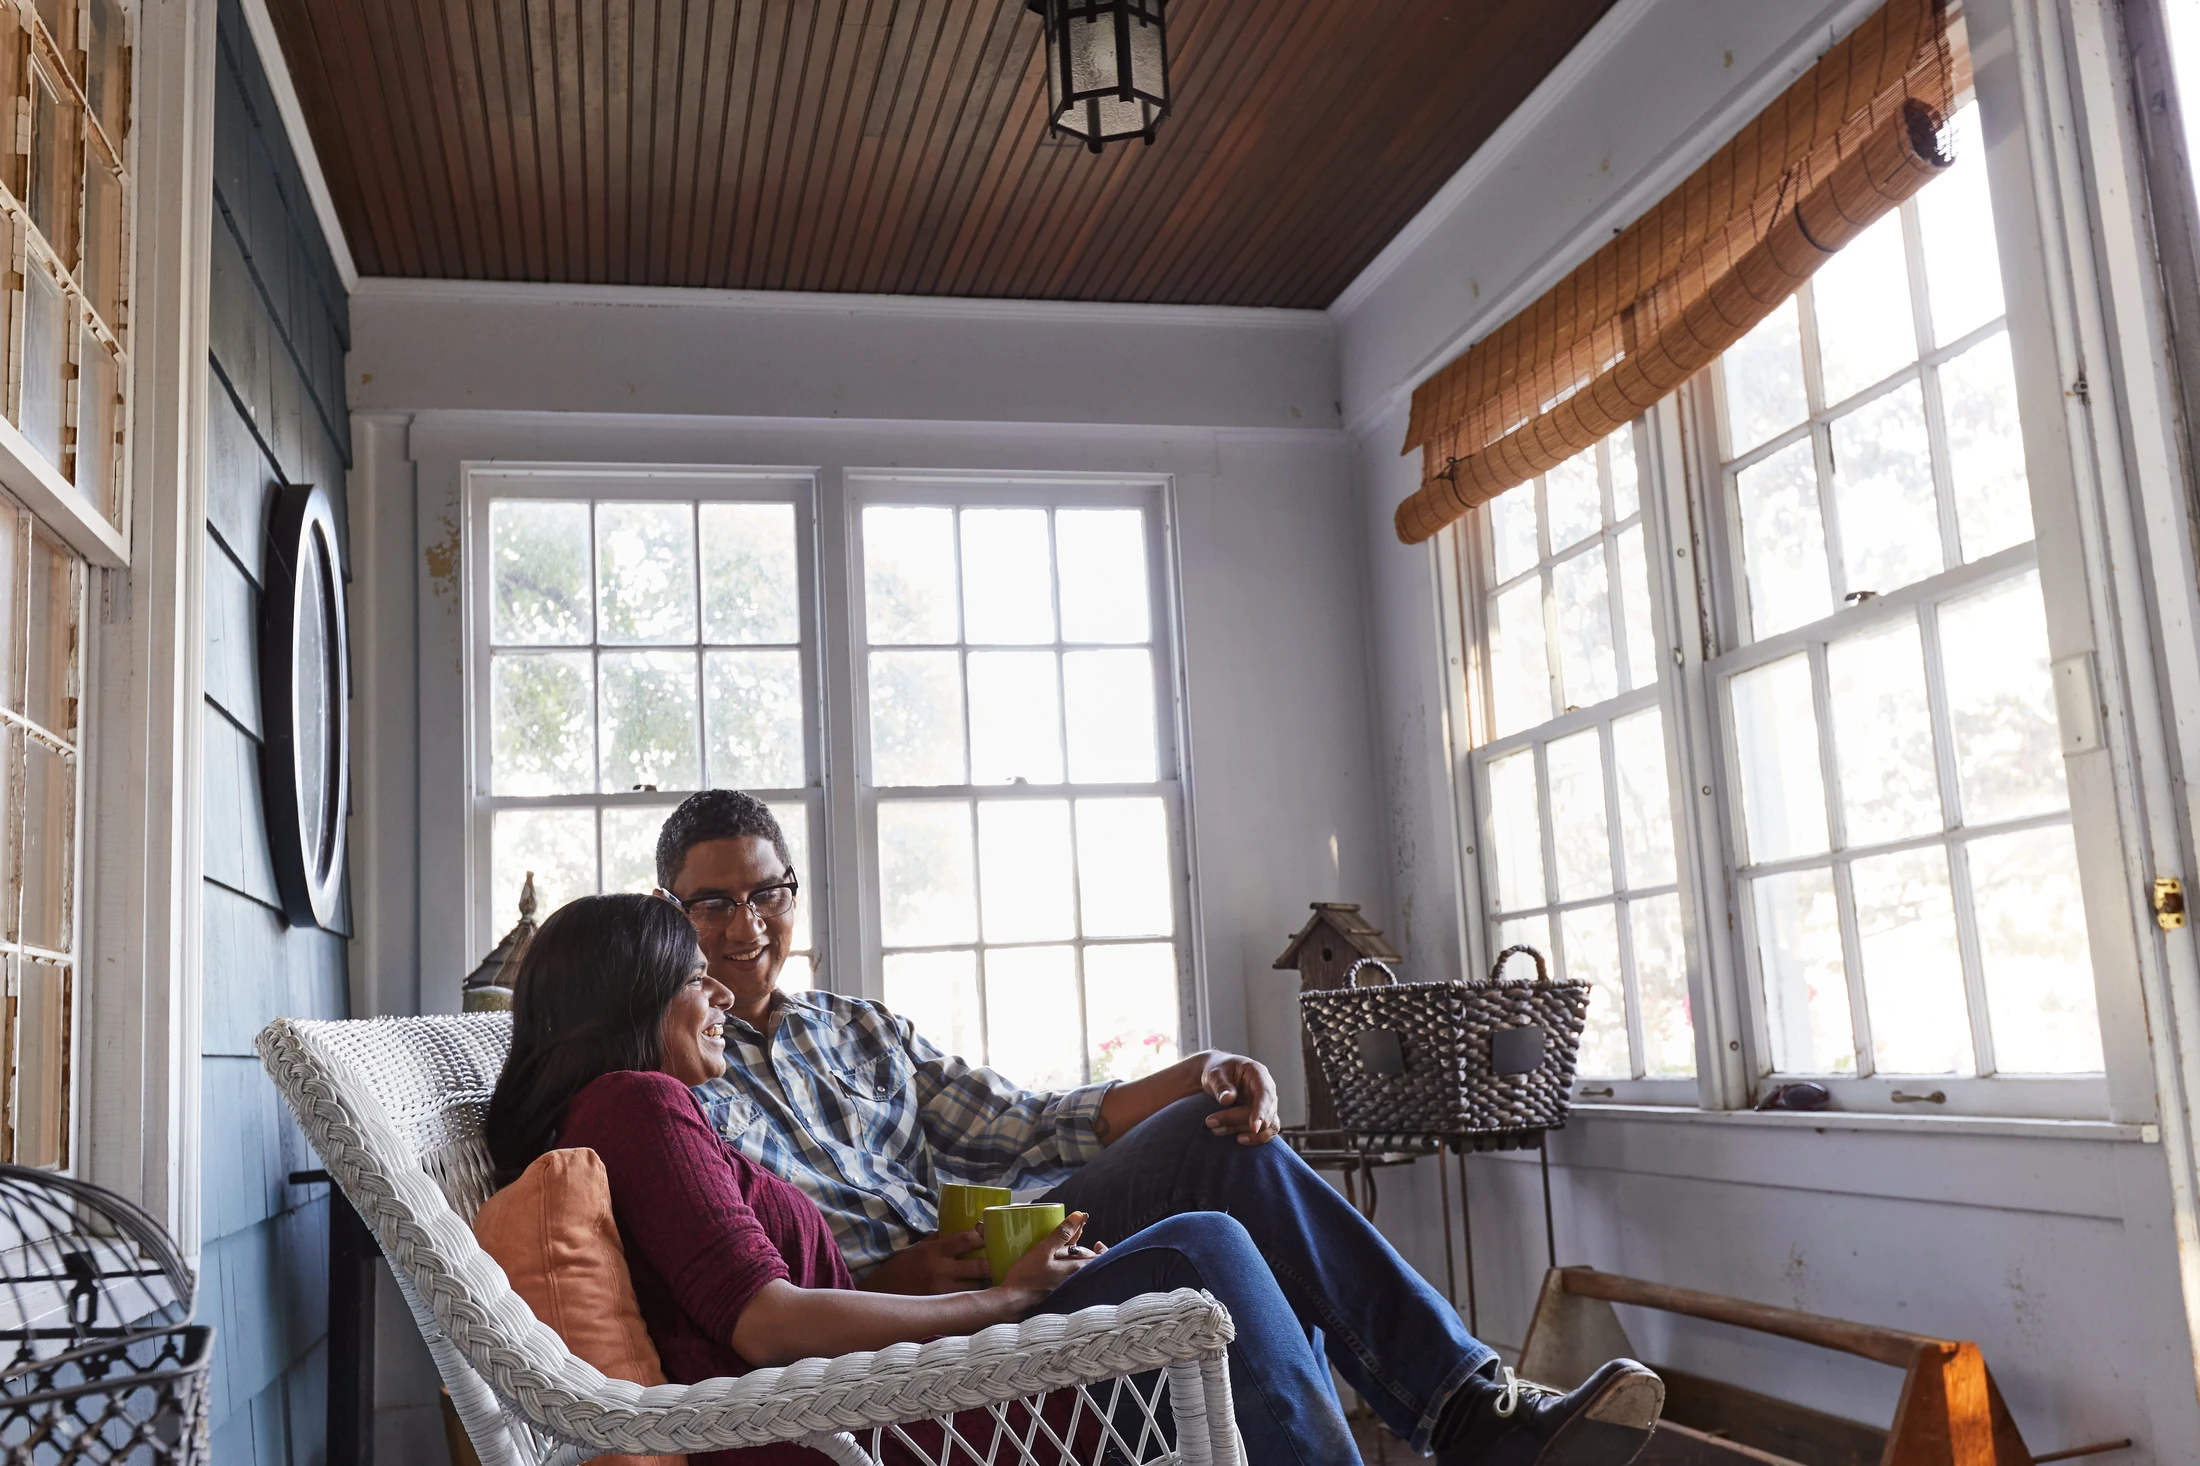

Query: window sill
<box><xmin>0</xmin><ymin>414</ymin><xmax>125</xmax><ymax>566</ymax></box>
<box><xmin>1566</xmin><ymin>1101</ymin><xmax>2155</xmax><ymax>1144</ymax></box>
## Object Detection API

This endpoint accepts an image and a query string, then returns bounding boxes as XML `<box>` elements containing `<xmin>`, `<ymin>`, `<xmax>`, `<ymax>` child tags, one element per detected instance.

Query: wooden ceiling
<box><xmin>265</xmin><ymin>0</ymin><xmax>1616</xmax><ymax>308</ymax></box>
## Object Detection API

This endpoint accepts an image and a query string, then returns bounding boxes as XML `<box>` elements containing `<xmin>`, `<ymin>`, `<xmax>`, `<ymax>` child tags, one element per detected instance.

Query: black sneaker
<box><xmin>1437</xmin><ymin>1358</ymin><xmax>1665</xmax><ymax>1466</ymax></box>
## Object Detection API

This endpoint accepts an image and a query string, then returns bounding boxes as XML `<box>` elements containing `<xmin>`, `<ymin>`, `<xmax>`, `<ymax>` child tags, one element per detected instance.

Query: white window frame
<box><xmin>1439</xmin><ymin>0</ymin><xmax>2173</xmax><ymax>1124</ymax></box>
<box><xmin>459</xmin><ymin>464</ymin><xmax>1204</xmax><ymax>1072</ymax></box>
<box><xmin>463</xmin><ymin>466</ymin><xmax>830</xmax><ymax>972</ymax></box>
<box><xmin>842</xmin><ymin>472</ymin><xmax>1200</xmax><ymax>1079</ymax></box>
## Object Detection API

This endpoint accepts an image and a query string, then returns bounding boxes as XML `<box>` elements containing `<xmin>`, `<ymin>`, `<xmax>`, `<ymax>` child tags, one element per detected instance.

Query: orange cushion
<box><xmin>474</xmin><ymin>1148</ymin><xmax>685</xmax><ymax>1466</ymax></box>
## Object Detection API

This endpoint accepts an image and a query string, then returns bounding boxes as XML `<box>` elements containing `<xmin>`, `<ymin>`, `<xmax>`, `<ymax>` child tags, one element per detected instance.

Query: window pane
<box><xmin>1063</xmin><ymin>649</ymin><xmax>1158</xmax><ymax>784</ymax></box>
<box><xmin>1497</xmin><ymin>914</ymin><xmax>1553</xmax><ymax>970</ymax></box>
<box><xmin>1487</xmin><ymin>750</ymin><xmax>1544</xmax><ymax>912</ymax></box>
<box><xmin>601</xmin><ymin>804</ymin><xmax>678</xmax><ymax>895</ymax></box>
<box><xmin>1937</xmin><ymin>571</ymin><xmax>2066</xmax><ymax>824</ymax></box>
<box><xmin>767</xmin><ymin>799</ymin><xmax>813</xmax><ymax>952</ymax></box>
<box><xmin>977</xmin><ymin>799</ymin><xmax>1076</xmax><ymax>943</ymax></box>
<box><xmin>878</xmin><ymin>800</ymin><xmax>977</xmax><ymax>947</ymax></box>
<box><xmin>1828</xmin><ymin>379</ymin><xmax>1941</xmax><ymax>596</ymax></box>
<box><xmin>28</xmin><ymin>76</ymin><xmax>78</xmax><ymax>269</ymax></box>
<box><xmin>1075</xmin><ymin>797</ymin><xmax>1173</xmax><ymax>937</ymax></box>
<box><xmin>1545</xmin><ymin>448</ymin><xmax>1602</xmax><ymax>552</ymax></box>
<box><xmin>24</xmin><ymin>532</ymin><xmax>70</xmax><ymax>738</ymax></box>
<box><xmin>11</xmin><ymin>960</ymin><xmax>66</xmax><ymax>1167</ymax></box>
<box><xmin>1721</xmin><ymin>297</ymin><xmax>1809</xmax><ymax>457</ymax></box>
<box><xmin>1632</xmin><ymin>894</ymin><xmax>1694</xmax><ymax>1076</ymax></box>
<box><xmin>76</xmin><ymin>329</ymin><xmax>119</xmax><ymax>522</ymax></box>
<box><xmin>869</xmin><ymin>650</ymin><xmax>966</xmax><ymax>787</ymax></box>
<box><xmin>596</xmin><ymin>503</ymin><xmax>697</xmax><ymax>645</ymax></box>
<box><xmin>1490</xmin><ymin>580</ymin><xmax>1552</xmax><ymax>737</ymax></box>
<box><xmin>1969</xmin><ymin>823</ymin><xmax>2102</xmax><ymax>1074</ymax></box>
<box><xmin>1611</xmin><ymin>708</ymin><xmax>1674</xmax><ymax>889</ymax></box>
<box><xmin>704</xmin><ymin>649</ymin><xmax>804</xmax><ymax>789</ymax></box>
<box><xmin>1940</xmin><ymin>332</ymin><xmax>2033</xmax><ymax>561</ymax></box>
<box><xmin>1736</xmin><ymin>439</ymin><xmax>1833</xmax><ymax>638</ymax></box>
<box><xmin>1812</xmin><ymin>212</ymin><xmax>1916</xmax><ymax>404</ymax></box>
<box><xmin>21</xmin><ymin>266</ymin><xmax>63</xmax><ymax>470</ymax></box>
<box><xmin>1730</xmin><ymin>654</ymin><xmax>1829</xmax><ymax>863</ymax></box>
<box><xmin>492</xmin><ymin>807</ymin><xmax>597</xmax><ymax>920</ymax></box>
<box><xmin>1616</xmin><ymin>524</ymin><xmax>1659</xmax><ymax>693</ymax></box>
<box><xmin>984</xmin><ymin>945</ymin><xmax>1082</xmax><ymax>1089</ymax></box>
<box><xmin>1057</xmin><ymin>509</ymin><xmax>1150</xmax><ymax>644</ymax></box>
<box><xmin>961</xmin><ymin>509</ymin><xmax>1055</xmax><ymax>645</ymax></box>
<box><xmin>1547</xmin><ymin>729</ymin><xmax>1612</xmax><ymax>902</ymax></box>
<box><xmin>491</xmin><ymin>652</ymin><xmax>594</xmax><ymax>795</ymax></box>
<box><xmin>1561</xmin><ymin>904</ymin><xmax>1630</xmax><ymax>1078</ymax></box>
<box><xmin>1752</xmin><ymin>868</ymin><xmax>1854</xmax><ymax>1074</ymax></box>
<box><xmin>1826</xmin><ymin>617</ymin><xmax>1940</xmax><ymax>847</ymax></box>
<box><xmin>1918</xmin><ymin>105</ymin><xmax>2005</xmax><ymax>347</ymax></box>
<box><xmin>777</xmin><ymin>954</ymin><xmax>815</xmax><ymax>994</ymax></box>
<box><xmin>599</xmin><ymin>650</ymin><xmax>700</xmax><ymax>792</ymax></box>
<box><xmin>85</xmin><ymin>0</ymin><xmax>124</xmax><ymax>143</ymax></box>
<box><xmin>1851</xmin><ymin>846</ymin><xmax>1973</xmax><ymax>1075</ymax></box>
<box><xmin>864</xmin><ymin>506</ymin><xmax>959</xmax><ymax>644</ymax></box>
<box><xmin>699</xmin><ymin>502</ymin><xmax>801</xmax><ymax>644</ymax></box>
<box><xmin>1551</xmin><ymin>546</ymin><xmax>1617</xmax><ymax>710</ymax></box>
<box><xmin>20</xmin><ymin>738</ymin><xmax>68</xmax><ymax>952</ymax></box>
<box><xmin>1610</xmin><ymin>430</ymin><xmax>1640</xmax><ymax>521</ymax></box>
<box><xmin>968</xmin><ymin>650</ymin><xmax>1064</xmax><ymax>785</ymax></box>
<box><xmin>491</xmin><ymin>501</ymin><xmax>593</xmax><ymax>645</ymax></box>
<box><xmin>1488</xmin><ymin>489</ymin><xmax>1539</xmax><ymax>584</ymax></box>
<box><xmin>1086</xmin><ymin>943</ymin><xmax>1181</xmax><ymax>1081</ymax></box>
<box><xmin>885</xmin><ymin>950</ymin><xmax>981</xmax><ymax>1059</ymax></box>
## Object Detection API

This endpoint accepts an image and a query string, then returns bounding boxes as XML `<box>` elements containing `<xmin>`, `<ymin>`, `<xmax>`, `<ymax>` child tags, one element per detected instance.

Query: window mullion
<box><xmin>1601</xmin><ymin>719</ymin><xmax>1647</xmax><ymax>1078</ymax></box>
<box><xmin>1810</xmin><ymin>642</ymin><xmax>1873</xmax><ymax>1077</ymax></box>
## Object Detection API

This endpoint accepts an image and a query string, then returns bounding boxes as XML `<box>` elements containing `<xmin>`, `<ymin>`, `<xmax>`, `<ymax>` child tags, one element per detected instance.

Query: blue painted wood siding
<box><xmin>201</xmin><ymin>2</ymin><xmax>353</xmax><ymax>1462</ymax></box>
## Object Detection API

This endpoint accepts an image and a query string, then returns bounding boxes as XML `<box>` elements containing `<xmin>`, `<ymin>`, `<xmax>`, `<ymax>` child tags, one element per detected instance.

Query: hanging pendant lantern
<box><xmin>1026</xmin><ymin>0</ymin><xmax>1169</xmax><ymax>154</ymax></box>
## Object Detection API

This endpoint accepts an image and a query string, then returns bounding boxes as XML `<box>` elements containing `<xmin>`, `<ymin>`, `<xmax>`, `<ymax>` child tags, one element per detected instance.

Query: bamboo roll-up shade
<box><xmin>1394</xmin><ymin>0</ymin><xmax>1957</xmax><ymax>545</ymax></box>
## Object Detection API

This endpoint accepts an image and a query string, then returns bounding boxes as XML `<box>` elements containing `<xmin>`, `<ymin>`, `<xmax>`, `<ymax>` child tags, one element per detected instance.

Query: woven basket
<box><xmin>1300</xmin><ymin>947</ymin><xmax>1591</xmax><ymax>1137</ymax></box>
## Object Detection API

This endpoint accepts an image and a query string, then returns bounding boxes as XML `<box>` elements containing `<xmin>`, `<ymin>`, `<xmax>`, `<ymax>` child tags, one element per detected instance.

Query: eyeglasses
<box><xmin>663</xmin><ymin>875</ymin><xmax>799</xmax><ymax>926</ymax></box>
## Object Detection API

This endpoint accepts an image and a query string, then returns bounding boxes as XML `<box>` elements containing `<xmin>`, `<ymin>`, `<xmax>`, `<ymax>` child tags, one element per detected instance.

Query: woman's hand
<box><xmin>858</xmin><ymin>1230</ymin><xmax>991</xmax><ymax>1294</ymax></box>
<box><xmin>993</xmin><ymin>1213</ymin><xmax>1104</xmax><ymax>1314</ymax></box>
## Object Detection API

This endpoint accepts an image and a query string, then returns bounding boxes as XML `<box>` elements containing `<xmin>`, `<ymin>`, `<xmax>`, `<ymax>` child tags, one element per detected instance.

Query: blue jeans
<box><xmin>1042</xmin><ymin>1096</ymin><xmax>1497</xmax><ymax>1453</ymax></box>
<box><xmin>1037</xmin><ymin>1213</ymin><xmax>1360</xmax><ymax>1466</ymax></box>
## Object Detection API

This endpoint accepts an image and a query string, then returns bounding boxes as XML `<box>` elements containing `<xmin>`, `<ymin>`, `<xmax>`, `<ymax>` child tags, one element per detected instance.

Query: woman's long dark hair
<box><xmin>484</xmin><ymin>892</ymin><xmax>706</xmax><ymax>1186</ymax></box>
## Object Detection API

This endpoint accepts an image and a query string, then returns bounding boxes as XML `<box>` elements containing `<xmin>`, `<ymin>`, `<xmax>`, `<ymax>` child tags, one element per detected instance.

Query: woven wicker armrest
<box><xmin>255</xmin><ymin>1015</ymin><xmax>1241</xmax><ymax>1466</ymax></box>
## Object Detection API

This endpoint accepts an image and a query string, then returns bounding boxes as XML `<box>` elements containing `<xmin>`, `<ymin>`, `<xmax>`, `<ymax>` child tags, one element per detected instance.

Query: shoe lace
<box><xmin>1491</xmin><ymin>1366</ymin><xmax>1562</xmax><ymax>1419</ymax></box>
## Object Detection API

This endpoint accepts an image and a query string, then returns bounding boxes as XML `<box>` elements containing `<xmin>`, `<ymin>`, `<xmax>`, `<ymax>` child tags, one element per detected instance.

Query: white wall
<box><xmin>1330</xmin><ymin>0</ymin><xmax>2200</xmax><ymax>1459</ymax></box>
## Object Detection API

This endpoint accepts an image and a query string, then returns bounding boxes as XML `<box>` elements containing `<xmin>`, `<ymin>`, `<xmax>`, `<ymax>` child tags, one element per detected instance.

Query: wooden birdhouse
<box><xmin>1272</xmin><ymin>902</ymin><xmax>1402</xmax><ymax>1131</ymax></box>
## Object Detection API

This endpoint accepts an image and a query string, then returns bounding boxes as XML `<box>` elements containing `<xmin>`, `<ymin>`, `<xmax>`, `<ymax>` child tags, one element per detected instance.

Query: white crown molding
<box><xmin>237</xmin><ymin>0</ymin><xmax>359</xmax><ymax>290</ymax></box>
<box><xmin>1325</xmin><ymin>0</ymin><xmax>1661</xmax><ymax>322</ymax></box>
<box><xmin>397</xmin><ymin>406</ymin><xmax>1348</xmax><ymax>445</ymax></box>
<box><xmin>1332</xmin><ymin>0</ymin><xmax>1885</xmax><ymax>434</ymax></box>
<box><xmin>348</xmin><ymin>275</ymin><xmax>1334</xmax><ymax>332</ymax></box>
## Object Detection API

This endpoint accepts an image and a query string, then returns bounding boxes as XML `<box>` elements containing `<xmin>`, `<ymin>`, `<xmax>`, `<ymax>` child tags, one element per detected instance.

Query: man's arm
<box><xmin>1094</xmin><ymin>1050</ymin><xmax>1281</xmax><ymax>1147</ymax></box>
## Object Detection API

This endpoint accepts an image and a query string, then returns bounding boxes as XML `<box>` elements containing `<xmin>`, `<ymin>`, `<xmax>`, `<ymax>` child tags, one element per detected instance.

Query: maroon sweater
<box><xmin>558</xmin><ymin>1070</ymin><xmax>852</xmax><ymax>1466</ymax></box>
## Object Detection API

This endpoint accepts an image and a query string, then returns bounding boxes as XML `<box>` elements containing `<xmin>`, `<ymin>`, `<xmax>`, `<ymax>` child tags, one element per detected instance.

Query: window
<box><xmin>855</xmin><ymin>485</ymin><xmax>1185</xmax><ymax>1088</ymax></box>
<box><xmin>1469</xmin><ymin>428</ymin><xmax>1695</xmax><ymax>1090</ymax></box>
<box><xmin>475</xmin><ymin>474</ymin><xmax>822</xmax><ymax>989</ymax></box>
<box><xmin>0</xmin><ymin>0</ymin><xmax>132</xmax><ymax>532</ymax></box>
<box><xmin>1453</xmin><ymin>104</ymin><xmax>2108</xmax><ymax>1113</ymax></box>
<box><xmin>473</xmin><ymin>473</ymin><xmax>1191</xmax><ymax>1086</ymax></box>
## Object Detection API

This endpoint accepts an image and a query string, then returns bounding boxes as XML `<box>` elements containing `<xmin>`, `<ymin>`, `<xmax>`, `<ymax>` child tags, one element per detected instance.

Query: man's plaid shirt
<box><xmin>694</xmin><ymin>990</ymin><xmax>1113</xmax><ymax>1275</ymax></box>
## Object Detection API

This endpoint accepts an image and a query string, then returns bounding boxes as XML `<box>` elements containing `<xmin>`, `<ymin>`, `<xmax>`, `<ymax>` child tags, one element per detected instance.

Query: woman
<box><xmin>484</xmin><ymin>892</ymin><xmax>1368</xmax><ymax>1466</ymax></box>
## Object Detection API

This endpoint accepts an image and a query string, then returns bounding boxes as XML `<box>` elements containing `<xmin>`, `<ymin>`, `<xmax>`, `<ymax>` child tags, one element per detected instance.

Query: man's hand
<box><xmin>1199</xmin><ymin>1053</ymin><xmax>1281</xmax><ymax>1145</ymax></box>
<box><xmin>858</xmin><ymin>1230</ymin><xmax>992</xmax><ymax>1295</ymax></box>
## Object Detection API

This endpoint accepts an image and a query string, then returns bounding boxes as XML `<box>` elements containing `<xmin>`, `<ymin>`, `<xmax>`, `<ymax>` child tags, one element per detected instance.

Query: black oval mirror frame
<box><xmin>258</xmin><ymin>484</ymin><xmax>349</xmax><ymax>930</ymax></box>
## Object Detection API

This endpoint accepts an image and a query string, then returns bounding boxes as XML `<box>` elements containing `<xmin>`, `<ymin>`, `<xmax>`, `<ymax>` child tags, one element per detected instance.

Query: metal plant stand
<box><xmin>0</xmin><ymin>1165</ymin><xmax>211</xmax><ymax>1464</ymax></box>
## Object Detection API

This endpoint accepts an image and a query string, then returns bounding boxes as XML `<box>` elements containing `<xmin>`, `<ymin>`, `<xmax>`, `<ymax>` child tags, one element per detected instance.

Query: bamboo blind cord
<box><xmin>1394</xmin><ymin>0</ymin><xmax>1958</xmax><ymax>545</ymax></box>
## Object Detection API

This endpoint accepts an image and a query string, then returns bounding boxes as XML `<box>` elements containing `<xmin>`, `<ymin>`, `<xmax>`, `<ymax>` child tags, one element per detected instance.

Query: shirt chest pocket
<box><xmin>828</xmin><ymin>1055</ymin><xmax>905</xmax><ymax>1118</ymax></box>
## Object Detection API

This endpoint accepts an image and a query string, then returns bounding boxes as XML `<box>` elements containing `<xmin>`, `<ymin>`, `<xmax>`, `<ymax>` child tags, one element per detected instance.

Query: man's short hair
<box><xmin>654</xmin><ymin>790</ymin><xmax>792</xmax><ymax>890</ymax></box>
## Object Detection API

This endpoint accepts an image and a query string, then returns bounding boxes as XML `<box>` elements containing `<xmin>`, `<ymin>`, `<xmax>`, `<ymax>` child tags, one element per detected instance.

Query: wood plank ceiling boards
<box><xmin>263</xmin><ymin>0</ymin><xmax>1616</xmax><ymax>307</ymax></box>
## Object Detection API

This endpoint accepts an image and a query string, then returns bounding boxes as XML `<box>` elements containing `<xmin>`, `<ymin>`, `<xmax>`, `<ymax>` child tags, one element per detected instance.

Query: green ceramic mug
<box><xmin>983</xmin><ymin>1203</ymin><xmax>1068</xmax><ymax>1285</ymax></box>
<box><xmin>937</xmin><ymin>1183</ymin><xmax>1013</xmax><ymax>1261</ymax></box>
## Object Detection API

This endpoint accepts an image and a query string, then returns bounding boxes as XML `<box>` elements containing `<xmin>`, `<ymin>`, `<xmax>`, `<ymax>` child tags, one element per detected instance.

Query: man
<box><xmin>655</xmin><ymin>790</ymin><xmax>1662</xmax><ymax>1465</ymax></box>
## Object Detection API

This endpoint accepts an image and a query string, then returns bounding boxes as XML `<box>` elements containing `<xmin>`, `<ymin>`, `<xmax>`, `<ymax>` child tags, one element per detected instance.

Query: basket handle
<box><xmin>1488</xmin><ymin>945</ymin><xmax>1550</xmax><ymax>984</ymax></box>
<box><xmin>1343</xmin><ymin>957</ymin><xmax>1399</xmax><ymax>989</ymax></box>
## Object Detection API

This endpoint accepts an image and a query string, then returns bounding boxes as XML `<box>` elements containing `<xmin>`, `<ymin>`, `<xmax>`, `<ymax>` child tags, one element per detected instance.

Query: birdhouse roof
<box><xmin>1271</xmin><ymin>902</ymin><xmax>1402</xmax><ymax>968</ymax></box>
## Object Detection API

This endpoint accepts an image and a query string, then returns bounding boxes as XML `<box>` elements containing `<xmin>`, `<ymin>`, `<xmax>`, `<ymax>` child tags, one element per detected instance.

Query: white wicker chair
<box><xmin>256</xmin><ymin>1014</ymin><xmax>1242</xmax><ymax>1466</ymax></box>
